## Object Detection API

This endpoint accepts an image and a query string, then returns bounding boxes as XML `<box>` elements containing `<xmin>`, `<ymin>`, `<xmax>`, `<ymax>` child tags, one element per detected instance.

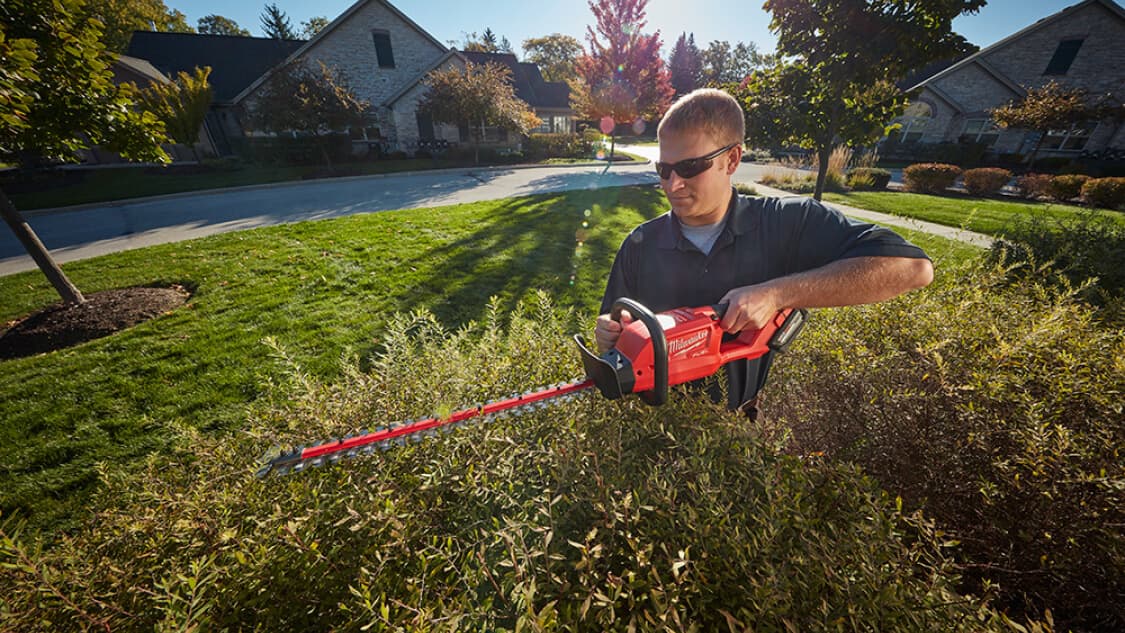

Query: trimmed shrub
<box><xmin>1044</xmin><ymin>174</ymin><xmax>1090</xmax><ymax>201</ymax></box>
<box><xmin>961</xmin><ymin>167</ymin><xmax>1012</xmax><ymax>196</ymax></box>
<box><xmin>903</xmin><ymin>162</ymin><xmax>961</xmax><ymax>194</ymax></box>
<box><xmin>1015</xmin><ymin>173</ymin><xmax>1053</xmax><ymax>199</ymax></box>
<box><xmin>0</xmin><ymin>295</ymin><xmax>1026</xmax><ymax>632</ymax></box>
<box><xmin>767</xmin><ymin>260</ymin><xmax>1125</xmax><ymax>632</ymax></box>
<box><xmin>1081</xmin><ymin>176</ymin><xmax>1125</xmax><ymax>210</ymax></box>
<box><xmin>847</xmin><ymin>167</ymin><xmax>892</xmax><ymax>191</ymax></box>
<box><xmin>525</xmin><ymin>133</ymin><xmax>594</xmax><ymax>160</ymax></box>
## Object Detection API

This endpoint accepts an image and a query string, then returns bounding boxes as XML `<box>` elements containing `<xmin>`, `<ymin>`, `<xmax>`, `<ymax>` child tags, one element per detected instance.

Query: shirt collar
<box><xmin>657</xmin><ymin>187</ymin><xmax>744</xmax><ymax>250</ymax></box>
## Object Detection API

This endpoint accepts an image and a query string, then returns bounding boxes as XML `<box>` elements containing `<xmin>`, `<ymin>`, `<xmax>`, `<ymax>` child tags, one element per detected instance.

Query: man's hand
<box><xmin>594</xmin><ymin>310</ymin><xmax>632</xmax><ymax>353</ymax></box>
<box><xmin>718</xmin><ymin>283</ymin><xmax>783</xmax><ymax>334</ymax></box>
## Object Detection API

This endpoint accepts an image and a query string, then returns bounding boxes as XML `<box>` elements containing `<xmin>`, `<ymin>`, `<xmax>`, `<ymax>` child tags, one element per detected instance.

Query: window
<box><xmin>1041</xmin><ymin>121</ymin><xmax>1097</xmax><ymax>151</ymax></box>
<box><xmin>892</xmin><ymin>101</ymin><xmax>935</xmax><ymax>144</ymax></box>
<box><xmin>959</xmin><ymin>118</ymin><xmax>1000</xmax><ymax>146</ymax></box>
<box><xmin>1044</xmin><ymin>39</ymin><xmax>1083</xmax><ymax>75</ymax></box>
<box><xmin>372</xmin><ymin>31</ymin><xmax>395</xmax><ymax>68</ymax></box>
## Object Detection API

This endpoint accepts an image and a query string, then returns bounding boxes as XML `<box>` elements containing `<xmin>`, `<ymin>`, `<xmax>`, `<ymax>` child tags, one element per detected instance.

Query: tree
<box><xmin>668</xmin><ymin>32</ymin><xmax>703</xmax><ymax>96</ymax></box>
<box><xmin>198</xmin><ymin>14</ymin><xmax>250</xmax><ymax>37</ymax></box>
<box><xmin>260</xmin><ymin>3</ymin><xmax>296</xmax><ymax>40</ymax></box>
<box><xmin>300</xmin><ymin>16</ymin><xmax>330</xmax><ymax>40</ymax></box>
<box><xmin>522</xmin><ymin>34</ymin><xmax>582</xmax><ymax>83</ymax></box>
<box><xmin>0</xmin><ymin>0</ymin><xmax>168</xmax><ymax>305</ymax></box>
<box><xmin>700</xmin><ymin>40</ymin><xmax>764</xmax><ymax>86</ymax></box>
<box><xmin>461</xmin><ymin>28</ymin><xmax>513</xmax><ymax>54</ymax></box>
<box><xmin>416</xmin><ymin>61</ymin><xmax>540</xmax><ymax>164</ymax></box>
<box><xmin>135</xmin><ymin>66</ymin><xmax>213</xmax><ymax>159</ymax></box>
<box><xmin>246</xmin><ymin>61</ymin><xmax>369</xmax><ymax>168</ymax></box>
<box><xmin>571</xmin><ymin>0</ymin><xmax>673</xmax><ymax>163</ymax></box>
<box><xmin>754</xmin><ymin>0</ymin><xmax>985</xmax><ymax>200</ymax></box>
<box><xmin>990</xmin><ymin>80</ymin><xmax>1119</xmax><ymax>168</ymax></box>
<box><xmin>88</xmin><ymin>0</ymin><xmax>195</xmax><ymax>53</ymax></box>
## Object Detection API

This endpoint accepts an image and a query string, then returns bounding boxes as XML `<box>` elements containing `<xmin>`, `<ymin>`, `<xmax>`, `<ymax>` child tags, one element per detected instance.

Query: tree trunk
<box><xmin>0</xmin><ymin>187</ymin><xmax>86</xmax><ymax>304</ymax></box>
<box><xmin>813</xmin><ymin>145</ymin><xmax>831</xmax><ymax>201</ymax></box>
<box><xmin>602</xmin><ymin>133</ymin><xmax>617</xmax><ymax>174</ymax></box>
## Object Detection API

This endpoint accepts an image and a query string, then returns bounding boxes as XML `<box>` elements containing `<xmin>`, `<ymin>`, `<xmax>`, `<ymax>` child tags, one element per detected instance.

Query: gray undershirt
<box><xmin>678</xmin><ymin>218</ymin><xmax>726</xmax><ymax>255</ymax></box>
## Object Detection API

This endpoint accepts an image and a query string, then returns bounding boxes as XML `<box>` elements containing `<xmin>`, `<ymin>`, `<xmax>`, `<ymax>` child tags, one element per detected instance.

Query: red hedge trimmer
<box><xmin>256</xmin><ymin>299</ymin><xmax>807</xmax><ymax>477</ymax></box>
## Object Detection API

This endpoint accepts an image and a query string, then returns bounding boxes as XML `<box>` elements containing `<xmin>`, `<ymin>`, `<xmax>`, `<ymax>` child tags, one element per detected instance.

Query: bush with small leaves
<box><xmin>1015</xmin><ymin>173</ymin><xmax>1053</xmax><ymax>199</ymax></box>
<box><xmin>1045</xmin><ymin>174</ymin><xmax>1090</xmax><ymax>201</ymax></box>
<box><xmin>903</xmin><ymin>163</ymin><xmax>962</xmax><ymax>194</ymax></box>
<box><xmin>961</xmin><ymin>167</ymin><xmax>1012</xmax><ymax>196</ymax></box>
<box><xmin>0</xmin><ymin>295</ymin><xmax>1029</xmax><ymax>632</ymax></box>
<box><xmin>847</xmin><ymin>167</ymin><xmax>892</xmax><ymax>191</ymax></box>
<box><xmin>1081</xmin><ymin>177</ymin><xmax>1125</xmax><ymax>210</ymax></box>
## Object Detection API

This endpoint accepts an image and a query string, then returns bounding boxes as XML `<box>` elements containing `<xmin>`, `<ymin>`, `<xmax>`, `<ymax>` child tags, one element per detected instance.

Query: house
<box><xmin>126</xmin><ymin>32</ymin><xmax>306</xmax><ymax>157</ymax></box>
<box><xmin>889</xmin><ymin>0</ymin><xmax>1125</xmax><ymax>163</ymax></box>
<box><xmin>231</xmin><ymin>0</ymin><xmax>575</xmax><ymax>155</ymax></box>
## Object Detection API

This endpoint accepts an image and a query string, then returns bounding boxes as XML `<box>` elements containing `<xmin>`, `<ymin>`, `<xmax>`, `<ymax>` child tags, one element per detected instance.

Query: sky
<box><xmin>167</xmin><ymin>0</ymin><xmax>1081</xmax><ymax>55</ymax></box>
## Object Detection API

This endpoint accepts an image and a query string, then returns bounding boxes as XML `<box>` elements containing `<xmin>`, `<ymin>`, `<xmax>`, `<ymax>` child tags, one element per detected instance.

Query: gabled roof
<box><xmin>234</xmin><ymin>0</ymin><xmax>448</xmax><ymax>104</ymax></box>
<box><xmin>910</xmin><ymin>0</ymin><xmax>1125</xmax><ymax>92</ymax></box>
<box><xmin>383</xmin><ymin>50</ymin><xmax>573</xmax><ymax>111</ymax></box>
<box><xmin>126</xmin><ymin>31</ymin><xmax>305</xmax><ymax>104</ymax></box>
<box><xmin>112</xmin><ymin>54</ymin><xmax>169</xmax><ymax>87</ymax></box>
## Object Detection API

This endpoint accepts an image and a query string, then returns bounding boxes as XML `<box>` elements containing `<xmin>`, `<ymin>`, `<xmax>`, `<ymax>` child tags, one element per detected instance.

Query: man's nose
<box><xmin>664</xmin><ymin>172</ymin><xmax>687</xmax><ymax>190</ymax></box>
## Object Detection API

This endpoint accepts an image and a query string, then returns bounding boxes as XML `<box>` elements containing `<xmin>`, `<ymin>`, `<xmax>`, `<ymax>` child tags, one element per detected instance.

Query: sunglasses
<box><xmin>655</xmin><ymin>143</ymin><xmax>738</xmax><ymax>180</ymax></box>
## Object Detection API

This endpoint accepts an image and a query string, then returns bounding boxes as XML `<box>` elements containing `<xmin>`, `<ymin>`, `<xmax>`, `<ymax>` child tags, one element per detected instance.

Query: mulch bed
<box><xmin>0</xmin><ymin>285</ymin><xmax>191</xmax><ymax>360</ymax></box>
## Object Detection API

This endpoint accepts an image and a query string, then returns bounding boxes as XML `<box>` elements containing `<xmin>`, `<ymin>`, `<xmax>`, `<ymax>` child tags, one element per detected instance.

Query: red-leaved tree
<box><xmin>570</xmin><ymin>0</ymin><xmax>673</xmax><ymax>163</ymax></box>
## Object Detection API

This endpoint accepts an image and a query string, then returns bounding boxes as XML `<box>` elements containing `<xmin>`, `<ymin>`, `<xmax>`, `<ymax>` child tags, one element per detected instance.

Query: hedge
<box><xmin>903</xmin><ymin>163</ymin><xmax>962</xmax><ymax>194</ymax></box>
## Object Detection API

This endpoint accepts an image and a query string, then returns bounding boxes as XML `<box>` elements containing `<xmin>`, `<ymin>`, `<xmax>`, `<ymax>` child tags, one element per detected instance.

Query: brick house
<box><xmin>889</xmin><ymin>0</ymin><xmax>1125</xmax><ymax>162</ymax></box>
<box><xmin>232</xmin><ymin>0</ymin><xmax>574</xmax><ymax>155</ymax></box>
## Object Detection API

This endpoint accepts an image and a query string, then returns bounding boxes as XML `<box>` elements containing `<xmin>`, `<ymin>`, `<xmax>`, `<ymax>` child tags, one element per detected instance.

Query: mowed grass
<box><xmin>0</xmin><ymin>186</ymin><xmax>977</xmax><ymax>537</ymax></box>
<box><xmin>823</xmin><ymin>190</ymin><xmax>1125</xmax><ymax>236</ymax></box>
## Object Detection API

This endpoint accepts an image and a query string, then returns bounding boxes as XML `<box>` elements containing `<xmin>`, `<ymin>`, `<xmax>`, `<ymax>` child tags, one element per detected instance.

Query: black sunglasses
<box><xmin>655</xmin><ymin>143</ymin><xmax>738</xmax><ymax>180</ymax></box>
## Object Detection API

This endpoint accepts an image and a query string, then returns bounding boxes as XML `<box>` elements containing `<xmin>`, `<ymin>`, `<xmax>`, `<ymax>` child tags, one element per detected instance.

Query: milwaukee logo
<box><xmin>669</xmin><ymin>331</ymin><xmax>709</xmax><ymax>358</ymax></box>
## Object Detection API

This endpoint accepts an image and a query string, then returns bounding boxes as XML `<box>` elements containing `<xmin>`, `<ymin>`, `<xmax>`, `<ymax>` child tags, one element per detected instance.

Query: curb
<box><xmin>22</xmin><ymin>157</ymin><xmax>651</xmax><ymax>218</ymax></box>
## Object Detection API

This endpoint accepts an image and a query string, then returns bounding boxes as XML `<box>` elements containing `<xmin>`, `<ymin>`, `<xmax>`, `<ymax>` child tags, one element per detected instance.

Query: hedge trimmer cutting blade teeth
<box><xmin>255</xmin><ymin>379</ymin><xmax>596</xmax><ymax>478</ymax></box>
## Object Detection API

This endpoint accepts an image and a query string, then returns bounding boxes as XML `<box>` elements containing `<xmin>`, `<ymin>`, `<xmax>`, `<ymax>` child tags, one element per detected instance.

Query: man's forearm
<box><xmin>768</xmin><ymin>255</ymin><xmax>934</xmax><ymax>309</ymax></box>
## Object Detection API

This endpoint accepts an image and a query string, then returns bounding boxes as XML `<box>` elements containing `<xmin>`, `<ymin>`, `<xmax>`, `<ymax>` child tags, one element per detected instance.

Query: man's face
<box><xmin>657</xmin><ymin>128</ymin><xmax>740</xmax><ymax>226</ymax></box>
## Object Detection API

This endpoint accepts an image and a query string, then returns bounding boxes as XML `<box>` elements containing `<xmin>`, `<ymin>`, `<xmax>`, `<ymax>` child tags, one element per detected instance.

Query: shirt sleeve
<box><xmin>786</xmin><ymin>197</ymin><xmax>930</xmax><ymax>272</ymax></box>
<box><xmin>600</xmin><ymin>232</ymin><xmax>639</xmax><ymax>314</ymax></box>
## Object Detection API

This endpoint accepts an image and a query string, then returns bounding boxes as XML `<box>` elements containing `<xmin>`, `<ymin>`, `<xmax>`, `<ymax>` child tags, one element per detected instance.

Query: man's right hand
<box><xmin>594</xmin><ymin>310</ymin><xmax>632</xmax><ymax>353</ymax></box>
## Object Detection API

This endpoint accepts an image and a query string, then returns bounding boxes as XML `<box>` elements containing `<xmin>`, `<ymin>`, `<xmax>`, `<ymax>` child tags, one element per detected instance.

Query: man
<box><xmin>595</xmin><ymin>88</ymin><xmax>933</xmax><ymax>417</ymax></box>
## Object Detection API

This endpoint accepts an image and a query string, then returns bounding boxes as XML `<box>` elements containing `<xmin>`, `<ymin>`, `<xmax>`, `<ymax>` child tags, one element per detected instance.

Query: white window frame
<box><xmin>959</xmin><ymin>118</ymin><xmax>1000</xmax><ymax>146</ymax></box>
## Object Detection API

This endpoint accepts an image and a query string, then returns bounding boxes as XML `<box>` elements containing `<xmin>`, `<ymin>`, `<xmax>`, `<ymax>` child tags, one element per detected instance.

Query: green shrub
<box><xmin>903</xmin><ymin>163</ymin><xmax>962</xmax><ymax>194</ymax></box>
<box><xmin>961</xmin><ymin>167</ymin><xmax>1012</xmax><ymax>196</ymax></box>
<box><xmin>526</xmin><ymin>133</ymin><xmax>594</xmax><ymax>160</ymax></box>
<box><xmin>0</xmin><ymin>295</ymin><xmax>1024</xmax><ymax>632</ymax></box>
<box><xmin>734</xmin><ymin>182</ymin><xmax>757</xmax><ymax>196</ymax></box>
<box><xmin>847</xmin><ymin>167</ymin><xmax>892</xmax><ymax>191</ymax></box>
<box><xmin>229</xmin><ymin>134</ymin><xmax>352</xmax><ymax>166</ymax></box>
<box><xmin>1015</xmin><ymin>173</ymin><xmax>1053</xmax><ymax>199</ymax></box>
<box><xmin>1045</xmin><ymin>174</ymin><xmax>1090</xmax><ymax>201</ymax></box>
<box><xmin>766</xmin><ymin>260</ymin><xmax>1125</xmax><ymax>632</ymax></box>
<box><xmin>1081</xmin><ymin>177</ymin><xmax>1125</xmax><ymax>210</ymax></box>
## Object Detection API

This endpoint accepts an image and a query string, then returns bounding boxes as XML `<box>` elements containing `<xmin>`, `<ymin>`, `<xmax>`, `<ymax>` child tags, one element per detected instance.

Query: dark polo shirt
<box><xmin>600</xmin><ymin>188</ymin><xmax>929</xmax><ymax>409</ymax></box>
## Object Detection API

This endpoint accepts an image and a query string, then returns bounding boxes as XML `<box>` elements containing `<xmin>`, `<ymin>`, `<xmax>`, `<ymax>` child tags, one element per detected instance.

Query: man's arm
<box><xmin>718</xmin><ymin>256</ymin><xmax>933</xmax><ymax>334</ymax></box>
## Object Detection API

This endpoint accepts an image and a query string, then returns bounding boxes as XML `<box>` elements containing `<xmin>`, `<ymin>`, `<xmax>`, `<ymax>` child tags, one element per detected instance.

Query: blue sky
<box><xmin>167</xmin><ymin>0</ymin><xmax>1079</xmax><ymax>54</ymax></box>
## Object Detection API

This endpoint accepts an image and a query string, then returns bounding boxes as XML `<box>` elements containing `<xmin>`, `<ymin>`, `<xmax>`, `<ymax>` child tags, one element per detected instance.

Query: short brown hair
<box><xmin>657</xmin><ymin>88</ymin><xmax>745</xmax><ymax>148</ymax></box>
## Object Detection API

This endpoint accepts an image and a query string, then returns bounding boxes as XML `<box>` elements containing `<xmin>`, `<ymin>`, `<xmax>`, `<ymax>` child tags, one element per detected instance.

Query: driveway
<box><xmin>0</xmin><ymin>162</ymin><xmax>659</xmax><ymax>276</ymax></box>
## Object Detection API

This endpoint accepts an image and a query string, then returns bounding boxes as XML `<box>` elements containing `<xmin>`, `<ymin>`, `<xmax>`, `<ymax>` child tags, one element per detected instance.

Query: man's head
<box><xmin>656</xmin><ymin>89</ymin><xmax>745</xmax><ymax>226</ymax></box>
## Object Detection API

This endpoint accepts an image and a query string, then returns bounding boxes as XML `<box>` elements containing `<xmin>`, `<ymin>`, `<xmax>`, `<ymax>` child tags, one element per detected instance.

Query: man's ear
<box><xmin>725</xmin><ymin>145</ymin><xmax>743</xmax><ymax>173</ymax></box>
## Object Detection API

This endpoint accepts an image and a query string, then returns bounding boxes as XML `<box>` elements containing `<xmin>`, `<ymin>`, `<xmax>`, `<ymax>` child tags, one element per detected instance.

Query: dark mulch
<box><xmin>0</xmin><ymin>285</ymin><xmax>191</xmax><ymax>360</ymax></box>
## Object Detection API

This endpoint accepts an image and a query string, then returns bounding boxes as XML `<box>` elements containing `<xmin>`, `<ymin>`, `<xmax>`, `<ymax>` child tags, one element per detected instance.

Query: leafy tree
<box><xmin>571</xmin><ymin>0</ymin><xmax>673</xmax><ymax>163</ymax></box>
<box><xmin>198</xmin><ymin>14</ymin><xmax>250</xmax><ymax>37</ymax></box>
<box><xmin>461</xmin><ymin>28</ymin><xmax>513</xmax><ymax>54</ymax></box>
<box><xmin>668</xmin><ymin>32</ymin><xmax>703</xmax><ymax>96</ymax></box>
<box><xmin>300</xmin><ymin>16</ymin><xmax>330</xmax><ymax>40</ymax></box>
<box><xmin>246</xmin><ymin>61</ymin><xmax>369</xmax><ymax>168</ymax></box>
<box><xmin>522</xmin><ymin>34</ymin><xmax>582</xmax><ymax>83</ymax></box>
<box><xmin>260</xmin><ymin>3</ymin><xmax>296</xmax><ymax>40</ymax></box>
<box><xmin>700</xmin><ymin>40</ymin><xmax>766</xmax><ymax>86</ymax></box>
<box><xmin>0</xmin><ymin>0</ymin><xmax>168</xmax><ymax>305</ymax></box>
<box><xmin>89</xmin><ymin>0</ymin><xmax>195</xmax><ymax>53</ymax></box>
<box><xmin>135</xmin><ymin>66</ymin><xmax>213</xmax><ymax>160</ymax></box>
<box><xmin>417</xmin><ymin>61</ymin><xmax>540</xmax><ymax>164</ymax></box>
<box><xmin>990</xmin><ymin>80</ymin><xmax>1119</xmax><ymax>169</ymax></box>
<box><xmin>751</xmin><ymin>0</ymin><xmax>985</xmax><ymax>200</ymax></box>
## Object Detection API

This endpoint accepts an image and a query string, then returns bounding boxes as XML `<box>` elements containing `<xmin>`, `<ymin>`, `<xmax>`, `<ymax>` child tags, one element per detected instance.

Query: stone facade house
<box><xmin>890</xmin><ymin>0</ymin><xmax>1125</xmax><ymax>162</ymax></box>
<box><xmin>233</xmin><ymin>0</ymin><xmax>574</xmax><ymax>155</ymax></box>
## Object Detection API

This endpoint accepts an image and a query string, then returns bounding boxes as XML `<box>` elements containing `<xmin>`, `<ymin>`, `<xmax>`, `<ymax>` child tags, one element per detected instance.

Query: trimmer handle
<box><xmin>610</xmin><ymin>298</ymin><xmax>668</xmax><ymax>406</ymax></box>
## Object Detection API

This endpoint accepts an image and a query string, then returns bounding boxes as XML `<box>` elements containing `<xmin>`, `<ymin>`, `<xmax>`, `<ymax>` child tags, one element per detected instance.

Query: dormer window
<box><xmin>1044</xmin><ymin>39</ymin><xmax>1083</xmax><ymax>75</ymax></box>
<box><xmin>373</xmin><ymin>30</ymin><xmax>395</xmax><ymax>68</ymax></box>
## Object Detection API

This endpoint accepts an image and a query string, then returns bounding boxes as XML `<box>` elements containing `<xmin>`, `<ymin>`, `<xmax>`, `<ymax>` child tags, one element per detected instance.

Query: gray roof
<box><xmin>460</xmin><ymin>51</ymin><xmax>572</xmax><ymax>109</ymax></box>
<box><xmin>125</xmin><ymin>31</ymin><xmax>306</xmax><ymax>104</ymax></box>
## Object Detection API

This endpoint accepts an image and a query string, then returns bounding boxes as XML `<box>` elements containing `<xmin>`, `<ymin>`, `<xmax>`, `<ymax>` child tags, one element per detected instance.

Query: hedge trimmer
<box><xmin>255</xmin><ymin>298</ymin><xmax>807</xmax><ymax>477</ymax></box>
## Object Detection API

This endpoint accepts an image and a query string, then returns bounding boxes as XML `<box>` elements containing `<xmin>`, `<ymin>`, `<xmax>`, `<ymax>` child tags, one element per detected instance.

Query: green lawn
<box><xmin>823</xmin><ymin>190</ymin><xmax>1125</xmax><ymax>236</ymax></box>
<box><xmin>0</xmin><ymin>186</ymin><xmax>977</xmax><ymax>537</ymax></box>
